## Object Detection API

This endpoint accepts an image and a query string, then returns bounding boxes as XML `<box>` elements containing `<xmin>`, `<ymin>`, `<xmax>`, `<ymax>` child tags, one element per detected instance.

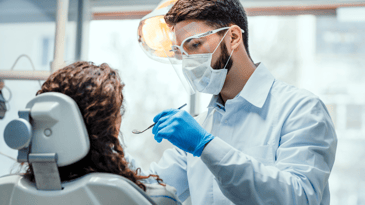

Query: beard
<box><xmin>212</xmin><ymin>41</ymin><xmax>233</xmax><ymax>73</ymax></box>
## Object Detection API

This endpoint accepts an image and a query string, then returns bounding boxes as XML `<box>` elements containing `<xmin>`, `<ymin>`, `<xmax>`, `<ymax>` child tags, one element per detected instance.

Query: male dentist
<box><xmin>134</xmin><ymin>0</ymin><xmax>337</xmax><ymax>204</ymax></box>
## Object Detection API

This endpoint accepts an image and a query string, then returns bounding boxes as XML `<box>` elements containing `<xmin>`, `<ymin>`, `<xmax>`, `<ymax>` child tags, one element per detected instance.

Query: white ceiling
<box><xmin>0</xmin><ymin>0</ymin><xmax>364</xmax><ymax>23</ymax></box>
<box><xmin>91</xmin><ymin>0</ymin><xmax>365</xmax><ymax>12</ymax></box>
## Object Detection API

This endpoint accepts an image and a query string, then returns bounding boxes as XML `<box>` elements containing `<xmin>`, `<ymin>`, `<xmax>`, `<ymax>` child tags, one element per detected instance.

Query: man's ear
<box><xmin>229</xmin><ymin>25</ymin><xmax>243</xmax><ymax>51</ymax></box>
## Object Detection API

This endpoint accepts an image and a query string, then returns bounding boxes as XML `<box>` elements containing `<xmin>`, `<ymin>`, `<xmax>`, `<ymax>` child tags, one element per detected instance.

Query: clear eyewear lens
<box><xmin>181</xmin><ymin>27</ymin><xmax>231</xmax><ymax>56</ymax></box>
<box><xmin>182</xmin><ymin>37</ymin><xmax>212</xmax><ymax>55</ymax></box>
<box><xmin>170</xmin><ymin>27</ymin><xmax>244</xmax><ymax>60</ymax></box>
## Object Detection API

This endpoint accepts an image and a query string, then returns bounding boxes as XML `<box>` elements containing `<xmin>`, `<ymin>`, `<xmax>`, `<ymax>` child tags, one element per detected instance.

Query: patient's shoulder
<box><xmin>145</xmin><ymin>183</ymin><xmax>182</xmax><ymax>205</ymax></box>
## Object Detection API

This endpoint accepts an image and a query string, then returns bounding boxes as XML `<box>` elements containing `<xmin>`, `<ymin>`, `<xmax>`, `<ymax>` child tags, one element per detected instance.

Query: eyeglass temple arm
<box><xmin>210</xmin><ymin>27</ymin><xmax>245</xmax><ymax>35</ymax></box>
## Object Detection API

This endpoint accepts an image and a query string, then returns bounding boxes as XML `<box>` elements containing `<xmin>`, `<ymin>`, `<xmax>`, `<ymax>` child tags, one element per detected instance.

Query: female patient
<box><xmin>24</xmin><ymin>61</ymin><xmax>181</xmax><ymax>204</ymax></box>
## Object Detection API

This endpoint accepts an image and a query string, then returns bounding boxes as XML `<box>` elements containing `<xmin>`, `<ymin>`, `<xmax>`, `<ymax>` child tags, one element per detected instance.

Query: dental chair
<box><xmin>0</xmin><ymin>92</ymin><xmax>156</xmax><ymax>205</ymax></box>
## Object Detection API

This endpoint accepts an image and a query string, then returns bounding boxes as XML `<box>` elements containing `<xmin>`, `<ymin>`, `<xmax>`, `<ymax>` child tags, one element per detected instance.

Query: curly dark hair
<box><xmin>24</xmin><ymin>61</ymin><xmax>162</xmax><ymax>191</ymax></box>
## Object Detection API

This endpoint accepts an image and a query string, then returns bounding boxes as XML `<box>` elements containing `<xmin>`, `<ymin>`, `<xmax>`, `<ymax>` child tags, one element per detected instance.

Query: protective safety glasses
<box><xmin>169</xmin><ymin>27</ymin><xmax>245</xmax><ymax>62</ymax></box>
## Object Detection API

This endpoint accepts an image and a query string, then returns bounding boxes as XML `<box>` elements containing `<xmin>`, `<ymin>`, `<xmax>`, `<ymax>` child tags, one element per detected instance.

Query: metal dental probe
<box><xmin>132</xmin><ymin>103</ymin><xmax>187</xmax><ymax>134</ymax></box>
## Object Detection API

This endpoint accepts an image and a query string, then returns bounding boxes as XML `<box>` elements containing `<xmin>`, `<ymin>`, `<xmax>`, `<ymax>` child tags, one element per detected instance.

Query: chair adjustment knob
<box><xmin>4</xmin><ymin>118</ymin><xmax>32</xmax><ymax>150</ymax></box>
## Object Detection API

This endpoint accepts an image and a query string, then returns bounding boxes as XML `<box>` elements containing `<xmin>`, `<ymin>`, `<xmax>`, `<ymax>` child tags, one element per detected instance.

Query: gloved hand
<box><xmin>152</xmin><ymin>109</ymin><xmax>214</xmax><ymax>157</ymax></box>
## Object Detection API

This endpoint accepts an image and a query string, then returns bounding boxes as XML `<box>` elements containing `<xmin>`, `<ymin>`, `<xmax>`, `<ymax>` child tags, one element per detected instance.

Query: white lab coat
<box><xmin>127</xmin><ymin>63</ymin><xmax>337</xmax><ymax>205</ymax></box>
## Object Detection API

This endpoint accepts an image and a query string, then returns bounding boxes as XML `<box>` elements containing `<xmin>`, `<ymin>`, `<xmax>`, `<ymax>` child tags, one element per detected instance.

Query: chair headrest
<box><xmin>25</xmin><ymin>92</ymin><xmax>90</xmax><ymax>167</ymax></box>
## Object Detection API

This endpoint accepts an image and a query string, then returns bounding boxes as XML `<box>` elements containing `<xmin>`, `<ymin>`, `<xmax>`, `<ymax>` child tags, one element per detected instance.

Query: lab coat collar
<box><xmin>238</xmin><ymin>63</ymin><xmax>275</xmax><ymax>108</ymax></box>
<box><xmin>208</xmin><ymin>63</ymin><xmax>275</xmax><ymax>109</ymax></box>
<box><xmin>207</xmin><ymin>95</ymin><xmax>226</xmax><ymax>115</ymax></box>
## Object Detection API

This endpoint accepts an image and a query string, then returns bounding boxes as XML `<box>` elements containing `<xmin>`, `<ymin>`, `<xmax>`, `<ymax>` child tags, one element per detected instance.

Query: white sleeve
<box><xmin>201</xmin><ymin>98</ymin><xmax>337</xmax><ymax>204</ymax></box>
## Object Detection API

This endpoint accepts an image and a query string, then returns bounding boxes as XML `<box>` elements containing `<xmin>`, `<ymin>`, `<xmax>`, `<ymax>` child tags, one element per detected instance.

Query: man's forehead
<box><xmin>173</xmin><ymin>21</ymin><xmax>211</xmax><ymax>39</ymax></box>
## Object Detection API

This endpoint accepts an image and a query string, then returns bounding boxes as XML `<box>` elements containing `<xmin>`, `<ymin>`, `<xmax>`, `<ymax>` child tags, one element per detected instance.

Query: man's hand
<box><xmin>152</xmin><ymin>109</ymin><xmax>214</xmax><ymax>157</ymax></box>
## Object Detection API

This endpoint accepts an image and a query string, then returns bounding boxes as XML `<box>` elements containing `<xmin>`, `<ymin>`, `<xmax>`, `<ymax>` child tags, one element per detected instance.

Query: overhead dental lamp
<box><xmin>137</xmin><ymin>0</ymin><xmax>178</xmax><ymax>64</ymax></box>
<box><xmin>137</xmin><ymin>0</ymin><xmax>195</xmax><ymax>95</ymax></box>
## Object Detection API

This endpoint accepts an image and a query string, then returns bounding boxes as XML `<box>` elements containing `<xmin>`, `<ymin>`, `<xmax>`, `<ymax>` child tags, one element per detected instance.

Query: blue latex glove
<box><xmin>152</xmin><ymin>109</ymin><xmax>214</xmax><ymax>157</ymax></box>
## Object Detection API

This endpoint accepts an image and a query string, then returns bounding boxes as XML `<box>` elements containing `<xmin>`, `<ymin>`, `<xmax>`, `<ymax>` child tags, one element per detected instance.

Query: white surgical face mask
<box><xmin>181</xmin><ymin>30</ymin><xmax>234</xmax><ymax>95</ymax></box>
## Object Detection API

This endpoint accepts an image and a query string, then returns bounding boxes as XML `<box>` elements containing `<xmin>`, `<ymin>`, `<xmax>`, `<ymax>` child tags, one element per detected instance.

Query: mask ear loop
<box><xmin>212</xmin><ymin>28</ymin><xmax>231</xmax><ymax>54</ymax></box>
<box><xmin>223</xmin><ymin>49</ymin><xmax>235</xmax><ymax>70</ymax></box>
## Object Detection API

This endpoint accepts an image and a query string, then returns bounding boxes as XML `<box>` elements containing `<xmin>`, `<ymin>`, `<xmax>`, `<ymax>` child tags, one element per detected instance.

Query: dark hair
<box><xmin>24</xmin><ymin>61</ymin><xmax>162</xmax><ymax>191</ymax></box>
<box><xmin>164</xmin><ymin>0</ymin><xmax>252</xmax><ymax>60</ymax></box>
